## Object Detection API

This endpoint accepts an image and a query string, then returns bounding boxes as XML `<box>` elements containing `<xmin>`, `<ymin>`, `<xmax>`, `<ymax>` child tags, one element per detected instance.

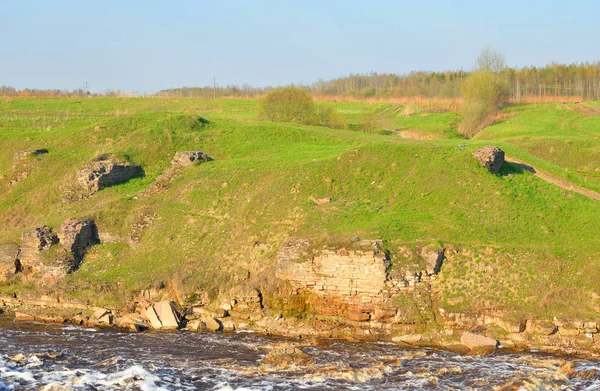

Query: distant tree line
<box><xmin>0</xmin><ymin>85</ymin><xmax>135</xmax><ymax>98</ymax></box>
<box><xmin>309</xmin><ymin>62</ymin><xmax>600</xmax><ymax>101</ymax></box>
<box><xmin>2</xmin><ymin>61</ymin><xmax>598</xmax><ymax>100</ymax></box>
<box><xmin>155</xmin><ymin>61</ymin><xmax>600</xmax><ymax>101</ymax></box>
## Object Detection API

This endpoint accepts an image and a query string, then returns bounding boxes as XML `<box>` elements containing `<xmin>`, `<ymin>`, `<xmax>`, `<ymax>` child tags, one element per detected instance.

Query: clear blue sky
<box><xmin>1</xmin><ymin>0</ymin><xmax>598</xmax><ymax>93</ymax></box>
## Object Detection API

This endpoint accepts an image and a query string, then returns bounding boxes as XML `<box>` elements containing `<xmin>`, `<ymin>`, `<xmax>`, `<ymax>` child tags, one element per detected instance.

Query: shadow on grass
<box><xmin>499</xmin><ymin>161</ymin><xmax>536</xmax><ymax>176</ymax></box>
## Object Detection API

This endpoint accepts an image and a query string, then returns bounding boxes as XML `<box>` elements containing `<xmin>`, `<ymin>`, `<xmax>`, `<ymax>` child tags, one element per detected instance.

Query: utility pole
<box><xmin>85</xmin><ymin>81</ymin><xmax>88</xmax><ymax>97</ymax></box>
<box><xmin>213</xmin><ymin>76</ymin><xmax>216</xmax><ymax>99</ymax></box>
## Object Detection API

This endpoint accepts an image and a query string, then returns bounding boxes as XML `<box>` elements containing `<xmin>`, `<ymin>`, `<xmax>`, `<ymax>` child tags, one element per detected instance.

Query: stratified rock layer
<box><xmin>77</xmin><ymin>159</ymin><xmax>143</xmax><ymax>193</ymax></box>
<box><xmin>18</xmin><ymin>226</ymin><xmax>57</xmax><ymax>265</ymax></box>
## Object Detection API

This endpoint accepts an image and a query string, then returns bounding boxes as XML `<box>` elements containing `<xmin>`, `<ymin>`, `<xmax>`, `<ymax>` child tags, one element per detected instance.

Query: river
<box><xmin>0</xmin><ymin>321</ymin><xmax>599</xmax><ymax>390</ymax></box>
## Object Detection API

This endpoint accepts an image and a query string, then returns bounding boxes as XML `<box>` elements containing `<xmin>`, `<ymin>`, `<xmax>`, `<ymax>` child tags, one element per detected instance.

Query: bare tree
<box><xmin>476</xmin><ymin>47</ymin><xmax>506</xmax><ymax>73</ymax></box>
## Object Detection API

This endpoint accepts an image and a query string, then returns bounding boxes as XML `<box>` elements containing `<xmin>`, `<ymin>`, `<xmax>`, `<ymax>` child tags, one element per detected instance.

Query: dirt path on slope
<box><xmin>392</xmin><ymin>130</ymin><xmax>439</xmax><ymax>140</ymax></box>
<box><xmin>559</xmin><ymin>102</ymin><xmax>600</xmax><ymax>117</ymax></box>
<box><xmin>505</xmin><ymin>157</ymin><xmax>600</xmax><ymax>201</ymax></box>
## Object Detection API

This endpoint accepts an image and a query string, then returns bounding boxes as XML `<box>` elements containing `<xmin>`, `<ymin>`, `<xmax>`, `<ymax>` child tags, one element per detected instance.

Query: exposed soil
<box><xmin>393</xmin><ymin>130</ymin><xmax>439</xmax><ymax>140</ymax></box>
<box><xmin>506</xmin><ymin>157</ymin><xmax>600</xmax><ymax>201</ymax></box>
<box><xmin>560</xmin><ymin>103</ymin><xmax>600</xmax><ymax>116</ymax></box>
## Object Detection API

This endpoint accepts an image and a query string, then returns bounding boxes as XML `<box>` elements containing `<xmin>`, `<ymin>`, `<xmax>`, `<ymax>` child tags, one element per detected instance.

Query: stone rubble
<box><xmin>472</xmin><ymin>146</ymin><xmax>505</xmax><ymax>174</ymax></box>
<box><xmin>9</xmin><ymin>148</ymin><xmax>49</xmax><ymax>186</ymax></box>
<box><xmin>171</xmin><ymin>151</ymin><xmax>213</xmax><ymax>168</ymax></box>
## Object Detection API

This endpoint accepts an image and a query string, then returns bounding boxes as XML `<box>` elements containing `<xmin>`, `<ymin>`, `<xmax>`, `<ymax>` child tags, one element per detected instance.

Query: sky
<box><xmin>1</xmin><ymin>0</ymin><xmax>599</xmax><ymax>93</ymax></box>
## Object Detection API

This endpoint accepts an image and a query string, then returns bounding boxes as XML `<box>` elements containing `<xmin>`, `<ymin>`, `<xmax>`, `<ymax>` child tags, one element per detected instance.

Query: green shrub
<box><xmin>259</xmin><ymin>87</ymin><xmax>346</xmax><ymax>129</ymax></box>
<box><xmin>315</xmin><ymin>103</ymin><xmax>346</xmax><ymax>129</ymax></box>
<box><xmin>459</xmin><ymin>71</ymin><xmax>510</xmax><ymax>138</ymax></box>
<box><xmin>259</xmin><ymin>86</ymin><xmax>316</xmax><ymax>124</ymax></box>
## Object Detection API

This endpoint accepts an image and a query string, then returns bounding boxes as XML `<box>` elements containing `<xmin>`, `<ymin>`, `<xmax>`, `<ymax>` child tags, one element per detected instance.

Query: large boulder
<box><xmin>145</xmin><ymin>306</ymin><xmax>163</xmax><ymax>329</ymax></box>
<box><xmin>92</xmin><ymin>308</ymin><xmax>113</xmax><ymax>325</ymax></box>
<box><xmin>171</xmin><ymin>151</ymin><xmax>213</xmax><ymax>168</ymax></box>
<box><xmin>472</xmin><ymin>146</ymin><xmax>505</xmax><ymax>174</ymax></box>
<box><xmin>114</xmin><ymin>313</ymin><xmax>148</xmax><ymax>332</ymax></box>
<box><xmin>460</xmin><ymin>331</ymin><xmax>498</xmax><ymax>351</ymax></box>
<box><xmin>145</xmin><ymin>301</ymin><xmax>181</xmax><ymax>329</ymax></box>
<box><xmin>203</xmin><ymin>317</ymin><xmax>223</xmax><ymax>332</ymax></box>
<box><xmin>77</xmin><ymin>158</ymin><xmax>143</xmax><ymax>193</ymax></box>
<box><xmin>57</xmin><ymin>218</ymin><xmax>99</xmax><ymax>266</ymax></box>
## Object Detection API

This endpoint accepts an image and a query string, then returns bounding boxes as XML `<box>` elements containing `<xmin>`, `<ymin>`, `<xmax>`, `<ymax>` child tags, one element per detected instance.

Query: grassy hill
<box><xmin>0</xmin><ymin>97</ymin><xmax>599</xmax><ymax>319</ymax></box>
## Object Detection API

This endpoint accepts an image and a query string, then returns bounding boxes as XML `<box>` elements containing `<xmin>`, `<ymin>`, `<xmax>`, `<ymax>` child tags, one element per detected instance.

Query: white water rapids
<box><xmin>1</xmin><ymin>321</ymin><xmax>599</xmax><ymax>390</ymax></box>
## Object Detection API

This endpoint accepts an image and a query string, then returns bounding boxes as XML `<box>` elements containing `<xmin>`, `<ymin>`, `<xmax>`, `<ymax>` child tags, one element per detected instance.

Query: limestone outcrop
<box><xmin>17</xmin><ymin>226</ymin><xmax>58</xmax><ymax>268</ymax></box>
<box><xmin>77</xmin><ymin>158</ymin><xmax>143</xmax><ymax>193</ymax></box>
<box><xmin>57</xmin><ymin>218</ymin><xmax>99</xmax><ymax>267</ymax></box>
<box><xmin>276</xmin><ymin>244</ymin><xmax>392</xmax><ymax>322</ymax></box>
<box><xmin>136</xmin><ymin>151</ymin><xmax>212</xmax><ymax>199</ymax></box>
<box><xmin>274</xmin><ymin>240</ymin><xmax>444</xmax><ymax>330</ymax></box>
<box><xmin>12</xmin><ymin>219</ymin><xmax>98</xmax><ymax>282</ymax></box>
<box><xmin>0</xmin><ymin>244</ymin><xmax>19</xmax><ymax>280</ymax></box>
<box><xmin>171</xmin><ymin>151</ymin><xmax>213</xmax><ymax>168</ymax></box>
<box><xmin>229</xmin><ymin>288</ymin><xmax>263</xmax><ymax>322</ymax></box>
<box><xmin>472</xmin><ymin>146</ymin><xmax>505</xmax><ymax>174</ymax></box>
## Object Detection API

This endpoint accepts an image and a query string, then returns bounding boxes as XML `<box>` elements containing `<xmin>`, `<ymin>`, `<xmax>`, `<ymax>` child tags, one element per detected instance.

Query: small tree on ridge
<box><xmin>459</xmin><ymin>48</ymin><xmax>510</xmax><ymax>138</ymax></box>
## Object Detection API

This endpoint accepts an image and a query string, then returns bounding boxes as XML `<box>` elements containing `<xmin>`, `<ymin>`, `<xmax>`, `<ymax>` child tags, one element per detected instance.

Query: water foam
<box><xmin>213</xmin><ymin>384</ymin><xmax>264</xmax><ymax>391</ymax></box>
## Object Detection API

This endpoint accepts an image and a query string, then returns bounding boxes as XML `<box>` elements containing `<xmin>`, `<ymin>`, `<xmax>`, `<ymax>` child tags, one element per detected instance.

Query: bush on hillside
<box><xmin>315</xmin><ymin>103</ymin><xmax>346</xmax><ymax>129</ymax></box>
<box><xmin>459</xmin><ymin>71</ymin><xmax>510</xmax><ymax>138</ymax></box>
<box><xmin>259</xmin><ymin>87</ymin><xmax>346</xmax><ymax>129</ymax></box>
<box><xmin>259</xmin><ymin>87</ymin><xmax>316</xmax><ymax>124</ymax></box>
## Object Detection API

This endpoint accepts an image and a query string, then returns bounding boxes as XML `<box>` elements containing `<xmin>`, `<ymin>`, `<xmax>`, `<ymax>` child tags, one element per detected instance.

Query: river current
<box><xmin>1</xmin><ymin>321</ymin><xmax>599</xmax><ymax>390</ymax></box>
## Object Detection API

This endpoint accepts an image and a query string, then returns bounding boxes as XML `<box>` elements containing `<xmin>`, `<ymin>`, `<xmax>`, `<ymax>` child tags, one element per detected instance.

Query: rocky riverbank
<box><xmin>2</xmin><ymin>236</ymin><xmax>600</xmax><ymax>358</ymax></box>
<box><xmin>1</xmin><ymin>285</ymin><xmax>599</xmax><ymax>360</ymax></box>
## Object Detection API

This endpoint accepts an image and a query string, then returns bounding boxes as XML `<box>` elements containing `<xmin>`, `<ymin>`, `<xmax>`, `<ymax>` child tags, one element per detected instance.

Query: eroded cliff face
<box><xmin>274</xmin><ymin>240</ymin><xmax>437</xmax><ymax>331</ymax></box>
<box><xmin>268</xmin><ymin>239</ymin><xmax>600</xmax><ymax>354</ymax></box>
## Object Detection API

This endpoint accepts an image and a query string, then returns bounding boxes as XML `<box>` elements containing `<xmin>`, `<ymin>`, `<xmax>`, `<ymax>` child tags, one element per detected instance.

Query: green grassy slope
<box><xmin>475</xmin><ymin>102</ymin><xmax>600</xmax><ymax>192</ymax></box>
<box><xmin>0</xmin><ymin>97</ymin><xmax>598</xmax><ymax>317</ymax></box>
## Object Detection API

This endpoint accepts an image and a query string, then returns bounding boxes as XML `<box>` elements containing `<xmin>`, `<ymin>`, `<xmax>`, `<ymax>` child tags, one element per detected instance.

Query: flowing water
<box><xmin>1</xmin><ymin>321</ymin><xmax>599</xmax><ymax>390</ymax></box>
